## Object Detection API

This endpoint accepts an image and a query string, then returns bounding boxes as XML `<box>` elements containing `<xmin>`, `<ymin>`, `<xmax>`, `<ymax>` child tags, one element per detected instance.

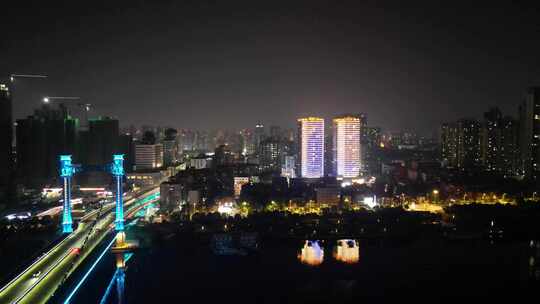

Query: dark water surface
<box><xmin>63</xmin><ymin>232</ymin><xmax>539</xmax><ymax>304</ymax></box>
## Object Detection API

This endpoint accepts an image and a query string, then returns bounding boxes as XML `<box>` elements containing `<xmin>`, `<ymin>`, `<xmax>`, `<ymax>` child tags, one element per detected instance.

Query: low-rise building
<box><xmin>160</xmin><ymin>182</ymin><xmax>183</xmax><ymax>213</ymax></box>
<box><xmin>233</xmin><ymin>177</ymin><xmax>250</xmax><ymax>198</ymax></box>
<box><xmin>315</xmin><ymin>186</ymin><xmax>340</xmax><ymax>206</ymax></box>
<box><xmin>126</xmin><ymin>171</ymin><xmax>165</xmax><ymax>188</ymax></box>
<box><xmin>189</xmin><ymin>154</ymin><xmax>212</xmax><ymax>169</ymax></box>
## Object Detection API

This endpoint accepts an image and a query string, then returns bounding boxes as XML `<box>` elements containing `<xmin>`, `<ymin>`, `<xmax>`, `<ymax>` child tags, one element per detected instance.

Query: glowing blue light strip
<box><xmin>115</xmin><ymin>176</ymin><xmax>124</xmax><ymax>231</ymax></box>
<box><xmin>63</xmin><ymin>237</ymin><xmax>115</xmax><ymax>304</ymax></box>
<box><xmin>98</xmin><ymin>269</ymin><xmax>119</xmax><ymax>304</ymax></box>
<box><xmin>124</xmin><ymin>253</ymin><xmax>134</xmax><ymax>263</ymax></box>
<box><xmin>98</xmin><ymin>253</ymin><xmax>134</xmax><ymax>304</ymax></box>
<box><xmin>62</xmin><ymin>177</ymin><xmax>73</xmax><ymax>233</ymax></box>
<box><xmin>63</xmin><ymin>190</ymin><xmax>158</xmax><ymax>303</ymax></box>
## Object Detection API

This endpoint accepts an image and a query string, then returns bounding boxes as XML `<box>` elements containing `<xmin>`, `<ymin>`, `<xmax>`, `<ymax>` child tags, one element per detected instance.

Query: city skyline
<box><xmin>3</xmin><ymin>2</ymin><xmax>540</xmax><ymax>134</ymax></box>
<box><xmin>3</xmin><ymin>3</ymin><xmax>540</xmax><ymax>303</ymax></box>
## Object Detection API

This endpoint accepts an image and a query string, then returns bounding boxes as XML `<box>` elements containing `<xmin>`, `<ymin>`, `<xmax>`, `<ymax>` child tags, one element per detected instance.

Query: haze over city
<box><xmin>3</xmin><ymin>1</ymin><xmax>540</xmax><ymax>133</ymax></box>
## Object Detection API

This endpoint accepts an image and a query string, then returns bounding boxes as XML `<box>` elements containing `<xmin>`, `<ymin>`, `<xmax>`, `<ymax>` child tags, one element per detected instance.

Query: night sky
<box><xmin>3</xmin><ymin>1</ymin><xmax>540</xmax><ymax>134</ymax></box>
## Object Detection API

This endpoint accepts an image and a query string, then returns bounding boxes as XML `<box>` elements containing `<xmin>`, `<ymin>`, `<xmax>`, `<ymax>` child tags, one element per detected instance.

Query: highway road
<box><xmin>0</xmin><ymin>187</ymin><xmax>160</xmax><ymax>304</ymax></box>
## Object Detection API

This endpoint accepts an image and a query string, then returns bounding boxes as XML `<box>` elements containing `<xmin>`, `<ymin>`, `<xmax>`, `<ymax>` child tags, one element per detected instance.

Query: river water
<box><xmin>59</xmin><ymin>227</ymin><xmax>540</xmax><ymax>304</ymax></box>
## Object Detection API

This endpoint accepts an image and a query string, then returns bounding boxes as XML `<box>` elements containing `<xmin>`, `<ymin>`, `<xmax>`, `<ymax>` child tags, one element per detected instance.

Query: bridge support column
<box><xmin>60</xmin><ymin>155</ymin><xmax>75</xmax><ymax>233</ymax></box>
<box><xmin>114</xmin><ymin>173</ymin><xmax>124</xmax><ymax>231</ymax></box>
<box><xmin>112</xmin><ymin>154</ymin><xmax>125</xmax><ymax>247</ymax></box>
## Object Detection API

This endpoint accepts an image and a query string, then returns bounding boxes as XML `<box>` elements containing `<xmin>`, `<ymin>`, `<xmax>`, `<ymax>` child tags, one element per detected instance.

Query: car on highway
<box><xmin>32</xmin><ymin>271</ymin><xmax>41</xmax><ymax>279</ymax></box>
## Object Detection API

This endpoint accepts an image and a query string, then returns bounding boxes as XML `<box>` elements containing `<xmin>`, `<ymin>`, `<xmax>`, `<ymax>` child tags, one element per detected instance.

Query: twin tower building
<box><xmin>297</xmin><ymin>115</ymin><xmax>363</xmax><ymax>179</ymax></box>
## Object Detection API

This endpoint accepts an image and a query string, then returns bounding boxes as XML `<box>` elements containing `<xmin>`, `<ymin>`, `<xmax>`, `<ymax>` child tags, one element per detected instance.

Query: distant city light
<box><xmin>79</xmin><ymin>187</ymin><xmax>106</xmax><ymax>191</ymax></box>
<box><xmin>352</xmin><ymin>178</ymin><xmax>365</xmax><ymax>185</ymax></box>
<box><xmin>217</xmin><ymin>201</ymin><xmax>237</xmax><ymax>216</ymax></box>
<box><xmin>58</xmin><ymin>198</ymin><xmax>83</xmax><ymax>205</ymax></box>
<box><xmin>42</xmin><ymin>187</ymin><xmax>63</xmax><ymax>198</ymax></box>
<box><xmin>363</xmin><ymin>196</ymin><xmax>377</xmax><ymax>208</ymax></box>
<box><xmin>5</xmin><ymin>212</ymin><xmax>31</xmax><ymax>221</ymax></box>
<box><xmin>341</xmin><ymin>181</ymin><xmax>352</xmax><ymax>188</ymax></box>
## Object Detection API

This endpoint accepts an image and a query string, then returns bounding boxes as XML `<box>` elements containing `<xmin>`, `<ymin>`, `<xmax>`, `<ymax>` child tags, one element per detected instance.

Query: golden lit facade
<box><xmin>298</xmin><ymin>117</ymin><xmax>325</xmax><ymax>178</ymax></box>
<box><xmin>233</xmin><ymin>177</ymin><xmax>250</xmax><ymax>197</ymax></box>
<box><xmin>333</xmin><ymin>116</ymin><xmax>361</xmax><ymax>178</ymax></box>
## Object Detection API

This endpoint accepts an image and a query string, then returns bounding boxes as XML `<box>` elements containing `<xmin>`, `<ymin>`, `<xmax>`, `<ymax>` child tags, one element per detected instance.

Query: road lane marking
<box><xmin>12</xmin><ymin>249</ymin><xmax>73</xmax><ymax>304</ymax></box>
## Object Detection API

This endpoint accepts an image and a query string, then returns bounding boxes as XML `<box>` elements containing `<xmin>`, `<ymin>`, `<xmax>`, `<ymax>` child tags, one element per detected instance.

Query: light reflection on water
<box><xmin>298</xmin><ymin>240</ymin><xmax>324</xmax><ymax>266</ymax></box>
<box><xmin>530</xmin><ymin>240</ymin><xmax>540</xmax><ymax>280</ymax></box>
<box><xmin>333</xmin><ymin>239</ymin><xmax>360</xmax><ymax>264</ymax></box>
<box><xmin>87</xmin><ymin>236</ymin><xmax>537</xmax><ymax>303</ymax></box>
<box><xmin>99</xmin><ymin>253</ymin><xmax>128</xmax><ymax>304</ymax></box>
<box><xmin>298</xmin><ymin>239</ymin><xmax>360</xmax><ymax>265</ymax></box>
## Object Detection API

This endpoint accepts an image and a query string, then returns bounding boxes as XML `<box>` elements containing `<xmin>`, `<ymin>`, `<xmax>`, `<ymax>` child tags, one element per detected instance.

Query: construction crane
<box><xmin>9</xmin><ymin>74</ymin><xmax>48</xmax><ymax>82</ymax></box>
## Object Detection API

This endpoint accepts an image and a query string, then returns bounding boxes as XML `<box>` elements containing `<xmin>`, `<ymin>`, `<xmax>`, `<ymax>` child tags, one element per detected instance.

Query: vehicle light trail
<box><xmin>12</xmin><ymin>249</ymin><xmax>72</xmax><ymax>304</ymax></box>
<box><xmin>63</xmin><ymin>237</ymin><xmax>116</xmax><ymax>304</ymax></box>
<box><xmin>0</xmin><ymin>187</ymin><xmax>159</xmax><ymax>304</ymax></box>
<box><xmin>0</xmin><ymin>235</ymin><xmax>69</xmax><ymax>295</ymax></box>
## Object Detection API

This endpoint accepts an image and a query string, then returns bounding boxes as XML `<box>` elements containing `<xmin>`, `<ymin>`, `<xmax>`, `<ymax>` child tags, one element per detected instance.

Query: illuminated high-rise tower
<box><xmin>254</xmin><ymin>123</ymin><xmax>265</xmax><ymax>155</ymax></box>
<box><xmin>333</xmin><ymin>116</ymin><xmax>361</xmax><ymax>178</ymax></box>
<box><xmin>297</xmin><ymin>117</ymin><xmax>324</xmax><ymax>178</ymax></box>
<box><xmin>520</xmin><ymin>87</ymin><xmax>540</xmax><ymax>179</ymax></box>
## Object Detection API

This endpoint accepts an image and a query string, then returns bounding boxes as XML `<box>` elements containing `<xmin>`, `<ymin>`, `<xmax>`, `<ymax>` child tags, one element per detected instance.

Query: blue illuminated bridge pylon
<box><xmin>59</xmin><ymin>154</ymin><xmax>125</xmax><ymax>234</ymax></box>
<box><xmin>111</xmin><ymin>155</ymin><xmax>125</xmax><ymax>232</ymax></box>
<box><xmin>59</xmin><ymin>155</ymin><xmax>76</xmax><ymax>233</ymax></box>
